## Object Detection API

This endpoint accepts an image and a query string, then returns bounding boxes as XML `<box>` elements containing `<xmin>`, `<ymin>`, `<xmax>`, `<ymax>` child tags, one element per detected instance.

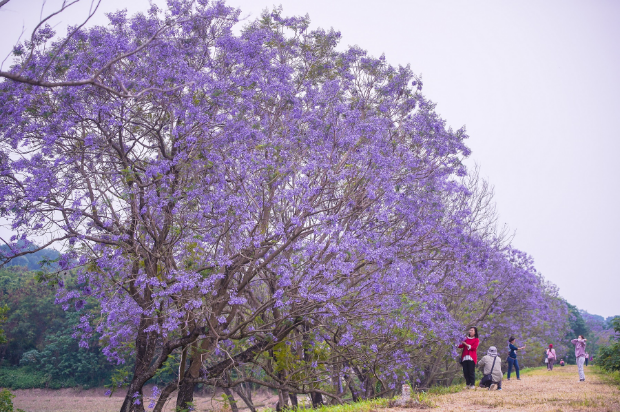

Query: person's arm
<box><xmin>468</xmin><ymin>338</ymin><xmax>479</xmax><ymax>351</ymax></box>
<box><xmin>571</xmin><ymin>339</ymin><xmax>578</xmax><ymax>345</ymax></box>
<box><xmin>458</xmin><ymin>343</ymin><xmax>465</xmax><ymax>349</ymax></box>
<box><xmin>477</xmin><ymin>357</ymin><xmax>486</xmax><ymax>368</ymax></box>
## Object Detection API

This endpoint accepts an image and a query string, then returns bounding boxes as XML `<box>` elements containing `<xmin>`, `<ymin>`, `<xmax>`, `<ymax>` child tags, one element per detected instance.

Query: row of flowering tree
<box><xmin>0</xmin><ymin>1</ymin><xmax>568</xmax><ymax>411</ymax></box>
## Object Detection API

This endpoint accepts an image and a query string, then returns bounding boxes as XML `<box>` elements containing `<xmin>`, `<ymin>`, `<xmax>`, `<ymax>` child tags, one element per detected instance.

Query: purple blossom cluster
<box><xmin>0</xmin><ymin>1</ymin><xmax>568</xmax><ymax>410</ymax></box>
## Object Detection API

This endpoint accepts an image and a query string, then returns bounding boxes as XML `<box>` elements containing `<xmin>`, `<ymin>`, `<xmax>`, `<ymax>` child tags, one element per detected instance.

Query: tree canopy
<box><xmin>0</xmin><ymin>1</ymin><xmax>568</xmax><ymax>411</ymax></box>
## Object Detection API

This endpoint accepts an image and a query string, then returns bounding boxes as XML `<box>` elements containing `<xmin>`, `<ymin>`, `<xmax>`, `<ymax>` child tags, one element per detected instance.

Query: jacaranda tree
<box><xmin>0</xmin><ymin>1</ymin><xmax>568</xmax><ymax>411</ymax></box>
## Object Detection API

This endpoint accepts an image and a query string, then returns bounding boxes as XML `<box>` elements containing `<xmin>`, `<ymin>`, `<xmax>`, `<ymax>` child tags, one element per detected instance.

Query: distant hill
<box><xmin>0</xmin><ymin>242</ymin><xmax>60</xmax><ymax>271</ymax></box>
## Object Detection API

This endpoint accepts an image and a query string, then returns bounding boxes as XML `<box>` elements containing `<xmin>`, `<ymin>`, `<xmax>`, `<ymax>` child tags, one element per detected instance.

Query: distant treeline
<box><xmin>0</xmin><ymin>261</ymin><xmax>113</xmax><ymax>389</ymax></box>
<box><xmin>0</xmin><ymin>252</ymin><xmax>178</xmax><ymax>389</ymax></box>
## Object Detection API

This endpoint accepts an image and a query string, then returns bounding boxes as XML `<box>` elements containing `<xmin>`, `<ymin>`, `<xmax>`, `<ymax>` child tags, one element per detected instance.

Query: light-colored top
<box><xmin>546</xmin><ymin>348</ymin><xmax>556</xmax><ymax>359</ymax></box>
<box><xmin>478</xmin><ymin>355</ymin><xmax>503</xmax><ymax>383</ymax></box>
<box><xmin>571</xmin><ymin>338</ymin><xmax>587</xmax><ymax>358</ymax></box>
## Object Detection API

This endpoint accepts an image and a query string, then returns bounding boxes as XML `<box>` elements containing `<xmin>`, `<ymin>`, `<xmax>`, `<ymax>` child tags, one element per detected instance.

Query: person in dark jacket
<box><xmin>458</xmin><ymin>327</ymin><xmax>480</xmax><ymax>389</ymax></box>
<box><xmin>507</xmin><ymin>336</ymin><xmax>526</xmax><ymax>380</ymax></box>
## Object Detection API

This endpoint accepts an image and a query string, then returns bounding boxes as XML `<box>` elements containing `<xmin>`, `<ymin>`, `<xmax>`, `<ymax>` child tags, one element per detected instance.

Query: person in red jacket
<box><xmin>458</xmin><ymin>326</ymin><xmax>480</xmax><ymax>389</ymax></box>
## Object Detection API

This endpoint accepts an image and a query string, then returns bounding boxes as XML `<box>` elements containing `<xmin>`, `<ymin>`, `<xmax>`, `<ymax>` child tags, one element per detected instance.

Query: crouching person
<box><xmin>478</xmin><ymin>346</ymin><xmax>503</xmax><ymax>391</ymax></box>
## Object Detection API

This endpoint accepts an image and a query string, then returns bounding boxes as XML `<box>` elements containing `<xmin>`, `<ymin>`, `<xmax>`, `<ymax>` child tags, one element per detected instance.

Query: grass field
<box><xmin>10</xmin><ymin>365</ymin><xmax>620</xmax><ymax>412</ymax></box>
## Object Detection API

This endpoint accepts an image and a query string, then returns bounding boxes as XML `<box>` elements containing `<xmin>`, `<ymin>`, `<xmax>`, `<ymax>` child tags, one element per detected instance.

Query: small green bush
<box><xmin>597</xmin><ymin>317</ymin><xmax>620</xmax><ymax>373</ymax></box>
<box><xmin>0</xmin><ymin>388</ymin><xmax>25</xmax><ymax>412</ymax></box>
<box><xmin>0</xmin><ymin>366</ymin><xmax>81</xmax><ymax>390</ymax></box>
<box><xmin>0</xmin><ymin>367</ymin><xmax>49</xmax><ymax>389</ymax></box>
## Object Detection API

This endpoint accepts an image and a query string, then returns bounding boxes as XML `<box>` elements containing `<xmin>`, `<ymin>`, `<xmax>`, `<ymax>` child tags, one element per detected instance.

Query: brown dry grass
<box><xmin>12</xmin><ymin>386</ymin><xmax>278</xmax><ymax>412</ymax></box>
<box><xmin>389</xmin><ymin>365</ymin><xmax>620</xmax><ymax>412</ymax></box>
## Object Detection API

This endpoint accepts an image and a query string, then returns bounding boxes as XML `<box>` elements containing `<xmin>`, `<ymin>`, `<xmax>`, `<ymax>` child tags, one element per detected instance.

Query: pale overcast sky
<box><xmin>1</xmin><ymin>0</ymin><xmax>619</xmax><ymax>317</ymax></box>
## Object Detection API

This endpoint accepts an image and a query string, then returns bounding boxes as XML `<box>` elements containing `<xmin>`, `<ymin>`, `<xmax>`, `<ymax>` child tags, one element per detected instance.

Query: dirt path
<box><xmin>402</xmin><ymin>366</ymin><xmax>620</xmax><ymax>412</ymax></box>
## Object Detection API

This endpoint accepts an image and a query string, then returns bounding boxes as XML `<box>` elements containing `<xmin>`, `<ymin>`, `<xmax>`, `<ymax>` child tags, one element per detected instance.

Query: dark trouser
<box><xmin>462</xmin><ymin>360</ymin><xmax>476</xmax><ymax>386</ymax></box>
<box><xmin>585</xmin><ymin>358</ymin><xmax>588</xmax><ymax>366</ymax></box>
<box><xmin>507</xmin><ymin>357</ymin><xmax>520</xmax><ymax>379</ymax></box>
<box><xmin>547</xmin><ymin>359</ymin><xmax>555</xmax><ymax>370</ymax></box>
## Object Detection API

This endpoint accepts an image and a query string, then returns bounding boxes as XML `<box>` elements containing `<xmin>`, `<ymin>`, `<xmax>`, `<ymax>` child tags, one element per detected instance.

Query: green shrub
<box><xmin>0</xmin><ymin>367</ymin><xmax>49</xmax><ymax>389</ymax></box>
<box><xmin>0</xmin><ymin>366</ymin><xmax>91</xmax><ymax>390</ymax></box>
<box><xmin>0</xmin><ymin>388</ymin><xmax>25</xmax><ymax>412</ymax></box>
<box><xmin>597</xmin><ymin>317</ymin><xmax>620</xmax><ymax>372</ymax></box>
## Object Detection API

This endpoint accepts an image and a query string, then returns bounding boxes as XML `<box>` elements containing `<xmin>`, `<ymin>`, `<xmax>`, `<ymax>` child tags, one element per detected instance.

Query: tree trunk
<box><xmin>289</xmin><ymin>393</ymin><xmax>298</xmax><ymax>408</ymax></box>
<box><xmin>176</xmin><ymin>340</ymin><xmax>203</xmax><ymax>411</ymax></box>
<box><xmin>276</xmin><ymin>389</ymin><xmax>289</xmax><ymax>411</ymax></box>
<box><xmin>353</xmin><ymin>367</ymin><xmax>375</xmax><ymax>400</ymax></box>
<box><xmin>120</xmin><ymin>316</ymin><xmax>157</xmax><ymax>412</ymax></box>
<box><xmin>223</xmin><ymin>387</ymin><xmax>239</xmax><ymax>412</ymax></box>
<box><xmin>343</xmin><ymin>372</ymin><xmax>360</xmax><ymax>402</ymax></box>
<box><xmin>175</xmin><ymin>379</ymin><xmax>195</xmax><ymax>412</ymax></box>
<box><xmin>310</xmin><ymin>392</ymin><xmax>323</xmax><ymax>408</ymax></box>
<box><xmin>233</xmin><ymin>383</ymin><xmax>256</xmax><ymax>412</ymax></box>
<box><xmin>152</xmin><ymin>381</ymin><xmax>178</xmax><ymax>412</ymax></box>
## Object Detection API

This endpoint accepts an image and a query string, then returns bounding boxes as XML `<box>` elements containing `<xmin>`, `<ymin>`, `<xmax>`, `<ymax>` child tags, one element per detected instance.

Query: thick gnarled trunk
<box><xmin>120</xmin><ymin>316</ymin><xmax>156</xmax><ymax>412</ymax></box>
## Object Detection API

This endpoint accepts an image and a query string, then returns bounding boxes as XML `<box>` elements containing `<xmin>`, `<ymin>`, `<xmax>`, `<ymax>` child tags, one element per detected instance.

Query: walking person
<box><xmin>571</xmin><ymin>335</ymin><xmax>587</xmax><ymax>382</ymax></box>
<box><xmin>585</xmin><ymin>352</ymin><xmax>589</xmax><ymax>366</ymax></box>
<box><xmin>507</xmin><ymin>337</ymin><xmax>526</xmax><ymax>380</ymax></box>
<box><xmin>546</xmin><ymin>344</ymin><xmax>556</xmax><ymax>371</ymax></box>
<box><xmin>458</xmin><ymin>327</ymin><xmax>480</xmax><ymax>389</ymax></box>
<box><xmin>478</xmin><ymin>346</ymin><xmax>503</xmax><ymax>391</ymax></box>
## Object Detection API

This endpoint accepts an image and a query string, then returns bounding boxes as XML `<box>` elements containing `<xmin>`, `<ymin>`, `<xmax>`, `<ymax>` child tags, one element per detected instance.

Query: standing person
<box><xmin>478</xmin><ymin>346</ymin><xmax>503</xmax><ymax>391</ymax></box>
<box><xmin>546</xmin><ymin>344</ymin><xmax>556</xmax><ymax>371</ymax></box>
<box><xmin>585</xmin><ymin>352</ymin><xmax>589</xmax><ymax>366</ymax></box>
<box><xmin>571</xmin><ymin>335</ymin><xmax>587</xmax><ymax>382</ymax></box>
<box><xmin>507</xmin><ymin>337</ymin><xmax>526</xmax><ymax>381</ymax></box>
<box><xmin>458</xmin><ymin>327</ymin><xmax>480</xmax><ymax>389</ymax></box>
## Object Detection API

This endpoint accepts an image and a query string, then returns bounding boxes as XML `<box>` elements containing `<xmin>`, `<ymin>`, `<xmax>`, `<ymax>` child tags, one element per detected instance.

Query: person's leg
<box><xmin>577</xmin><ymin>356</ymin><xmax>585</xmax><ymax>380</ymax></box>
<box><xmin>514</xmin><ymin>358</ymin><xmax>521</xmax><ymax>379</ymax></box>
<box><xmin>585</xmin><ymin>358</ymin><xmax>588</xmax><ymax>366</ymax></box>
<box><xmin>462</xmin><ymin>361</ymin><xmax>469</xmax><ymax>386</ymax></box>
<box><xmin>465</xmin><ymin>361</ymin><xmax>475</xmax><ymax>387</ymax></box>
<box><xmin>497</xmin><ymin>381</ymin><xmax>502</xmax><ymax>390</ymax></box>
<box><xmin>507</xmin><ymin>358</ymin><xmax>514</xmax><ymax>379</ymax></box>
<box><xmin>549</xmin><ymin>359</ymin><xmax>554</xmax><ymax>370</ymax></box>
<box><xmin>463</xmin><ymin>360</ymin><xmax>473</xmax><ymax>386</ymax></box>
<box><xmin>469</xmin><ymin>361</ymin><xmax>476</xmax><ymax>387</ymax></box>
